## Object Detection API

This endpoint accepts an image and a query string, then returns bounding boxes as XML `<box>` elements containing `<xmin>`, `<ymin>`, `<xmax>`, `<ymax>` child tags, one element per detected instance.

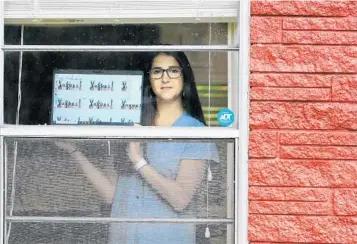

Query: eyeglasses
<box><xmin>149</xmin><ymin>67</ymin><xmax>182</xmax><ymax>79</ymax></box>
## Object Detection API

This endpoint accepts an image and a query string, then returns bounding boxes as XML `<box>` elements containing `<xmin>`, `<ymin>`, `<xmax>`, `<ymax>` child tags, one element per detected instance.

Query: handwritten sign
<box><xmin>51</xmin><ymin>70</ymin><xmax>143</xmax><ymax>125</ymax></box>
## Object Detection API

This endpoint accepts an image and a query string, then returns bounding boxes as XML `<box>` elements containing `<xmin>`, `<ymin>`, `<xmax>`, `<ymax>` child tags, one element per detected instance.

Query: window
<box><xmin>1</xmin><ymin>1</ymin><xmax>250</xmax><ymax>244</ymax></box>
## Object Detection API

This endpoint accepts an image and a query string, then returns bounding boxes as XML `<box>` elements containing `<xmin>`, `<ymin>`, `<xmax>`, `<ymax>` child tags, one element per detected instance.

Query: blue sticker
<box><xmin>217</xmin><ymin>108</ymin><xmax>235</xmax><ymax>127</ymax></box>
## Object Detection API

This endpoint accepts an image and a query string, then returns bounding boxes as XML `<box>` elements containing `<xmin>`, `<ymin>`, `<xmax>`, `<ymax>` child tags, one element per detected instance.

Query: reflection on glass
<box><xmin>5</xmin><ymin>138</ymin><xmax>233</xmax><ymax>243</ymax></box>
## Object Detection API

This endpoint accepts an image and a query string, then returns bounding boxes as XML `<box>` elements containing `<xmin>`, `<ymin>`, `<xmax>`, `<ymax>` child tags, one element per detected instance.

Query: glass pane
<box><xmin>4</xmin><ymin>23</ymin><xmax>228</xmax><ymax>45</ymax></box>
<box><xmin>4</xmin><ymin>25</ymin><xmax>21</xmax><ymax>45</ymax></box>
<box><xmin>4</xmin><ymin>51</ymin><xmax>233</xmax><ymax>126</ymax></box>
<box><xmin>4</xmin><ymin>52</ymin><xmax>19</xmax><ymax>124</ymax></box>
<box><xmin>5</xmin><ymin>137</ymin><xmax>235</xmax><ymax>243</ymax></box>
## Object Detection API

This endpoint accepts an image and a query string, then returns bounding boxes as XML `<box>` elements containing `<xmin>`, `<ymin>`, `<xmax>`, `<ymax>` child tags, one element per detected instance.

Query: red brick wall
<box><xmin>248</xmin><ymin>1</ymin><xmax>357</xmax><ymax>243</ymax></box>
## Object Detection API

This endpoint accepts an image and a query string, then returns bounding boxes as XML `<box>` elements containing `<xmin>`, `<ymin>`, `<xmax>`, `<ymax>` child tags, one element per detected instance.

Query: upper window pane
<box><xmin>4</xmin><ymin>23</ymin><xmax>228</xmax><ymax>45</ymax></box>
<box><xmin>4</xmin><ymin>50</ymin><xmax>230</xmax><ymax>126</ymax></box>
<box><xmin>4</xmin><ymin>23</ymin><xmax>233</xmax><ymax>127</ymax></box>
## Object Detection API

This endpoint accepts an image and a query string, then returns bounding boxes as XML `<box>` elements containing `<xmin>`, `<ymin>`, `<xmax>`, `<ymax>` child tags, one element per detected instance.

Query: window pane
<box><xmin>5</xmin><ymin>137</ymin><xmax>235</xmax><ymax>243</ymax></box>
<box><xmin>4</xmin><ymin>25</ymin><xmax>21</xmax><ymax>45</ymax></box>
<box><xmin>4</xmin><ymin>52</ymin><xmax>20</xmax><ymax>124</ymax></box>
<box><xmin>4</xmin><ymin>51</ymin><xmax>233</xmax><ymax>126</ymax></box>
<box><xmin>4</xmin><ymin>23</ymin><xmax>228</xmax><ymax>45</ymax></box>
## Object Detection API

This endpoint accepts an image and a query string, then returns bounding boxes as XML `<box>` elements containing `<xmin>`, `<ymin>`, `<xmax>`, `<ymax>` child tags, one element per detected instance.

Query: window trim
<box><xmin>237</xmin><ymin>0</ymin><xmax>250</xmax><ymax>243</ymax></box>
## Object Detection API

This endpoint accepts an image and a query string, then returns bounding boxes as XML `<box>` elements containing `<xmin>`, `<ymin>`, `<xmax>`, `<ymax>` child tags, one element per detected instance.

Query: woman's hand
<box><xmin>55</xmin><ymin>140</ymin><xmax>116</xmax><ymax>204</ymax></box>
<box><xmin>55</xmin><ymin>140</ymin><xmax>77</xmax><ymax>154</ymax></box>
<box><xmin>128</xmin><ymin>142</ymin><xmax>141</xmax><ymax>164</ymax></box>
<box><xmin>127</xmin><ymin>124</ymin><xmax>143</xmax><ymax>164</ymax></box>
<box><xmin>54</xmin><ymin>140</ymin><xmax>85</xmax><ymax>160</ymax></box>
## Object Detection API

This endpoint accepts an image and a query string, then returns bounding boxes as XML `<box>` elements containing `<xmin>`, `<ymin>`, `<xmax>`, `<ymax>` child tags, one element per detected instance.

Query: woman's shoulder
<box><xmin>175</xmin><ymin>112</ymin><xmax>205</xmax><ymax>127</ymax></box>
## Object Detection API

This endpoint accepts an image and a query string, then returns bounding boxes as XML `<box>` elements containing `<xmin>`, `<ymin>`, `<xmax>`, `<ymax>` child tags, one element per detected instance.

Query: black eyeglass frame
<box><xmin>148</xmin><ymin>67</ymin><xmax>183</xmax><ymax>79</ymax></box>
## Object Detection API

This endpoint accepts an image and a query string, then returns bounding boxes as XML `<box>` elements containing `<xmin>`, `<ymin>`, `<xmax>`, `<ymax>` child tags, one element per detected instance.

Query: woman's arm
<box><xmin>55</xmin><ymin>141</ymin><xmax>117</xmax><ymax>204</ymax></box>
<box><xmin>129</xmin><ymin>142</ymin><xmax>206</xmax><ymax>212</ymax></box>
<box><xmin>139</xmin><ymin>159</ymin><xmax>205</xmax><ymax>212</ymax></box>
<box><xmin>72</xmin><ymin>151</ymin><xmax>117</xmax><ymax>204</ymax></box>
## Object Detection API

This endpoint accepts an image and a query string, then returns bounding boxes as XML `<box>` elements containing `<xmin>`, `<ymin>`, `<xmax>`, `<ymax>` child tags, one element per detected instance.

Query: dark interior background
<box><xmin>4</xmin><ymin>25</ymin><xmax>160</xmax><ymax>125</ymax></box>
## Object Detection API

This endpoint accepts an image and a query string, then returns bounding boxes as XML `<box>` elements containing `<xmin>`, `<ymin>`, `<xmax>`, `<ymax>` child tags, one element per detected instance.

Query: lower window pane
<box><xmin>5</xmin><ymin>137</ymin><xmax>235</xmax><ymax>243</ymax></box>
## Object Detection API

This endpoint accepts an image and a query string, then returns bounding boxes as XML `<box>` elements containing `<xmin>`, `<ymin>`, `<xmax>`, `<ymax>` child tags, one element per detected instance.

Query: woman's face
<box><xmin>149</xmin><ymin>53</ymin><xmax>184</xmax><ymax>103</ymax></box>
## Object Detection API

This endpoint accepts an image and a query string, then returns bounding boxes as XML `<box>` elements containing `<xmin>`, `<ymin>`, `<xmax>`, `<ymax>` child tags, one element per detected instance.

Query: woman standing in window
<box><xmin>58</xmin><ymin>51</ymin><xmax>219</xmax><ymax>243</ymax></box>
<box><xmin>109</xmin><ymin>51</ymin><xmax>219</xmax><ymax>243</ymax></box>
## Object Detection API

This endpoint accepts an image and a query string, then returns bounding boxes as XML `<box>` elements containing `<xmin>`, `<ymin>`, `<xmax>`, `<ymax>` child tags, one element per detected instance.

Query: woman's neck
<box><xmin>155</xmin><ymin>99</ymin><xmax>185</xmax><ymax>126</ymax></box>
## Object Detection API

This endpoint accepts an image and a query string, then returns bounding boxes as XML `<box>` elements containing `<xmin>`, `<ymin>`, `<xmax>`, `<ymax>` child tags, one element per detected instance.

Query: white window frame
<box><xmin>0</xmin><ymin>1</ymin><xmax>250</xmax><ymax>243</ymax></box>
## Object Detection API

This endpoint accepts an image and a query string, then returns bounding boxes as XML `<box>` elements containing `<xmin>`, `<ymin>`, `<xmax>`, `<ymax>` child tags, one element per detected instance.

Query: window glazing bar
<box><xmin>0</xmin><ymin>125</ymin><xmax>239</xmax><ymax>139</ymax></box>
<box><xmin>6</xmin><ymin>216</ymin><xmax>234</xmax><ymax>224</ymax></box>
<box><xmin>2</xmin><ymin>45</ymin><xmax>239</xmax><ymax>52</ymax></box>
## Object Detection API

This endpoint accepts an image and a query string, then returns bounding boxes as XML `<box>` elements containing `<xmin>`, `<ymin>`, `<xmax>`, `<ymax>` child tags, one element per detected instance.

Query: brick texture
<box><xmin>250</xmin><ymin>73</ymin><xmax>333</xmax><ymax>87</ymax></box>
<box><xmin>251</xmin><ymin>1</ymin><xmax>357</xmax><ymax>17</ymax></box>
<box><xmin>333</xmin><ymin>189</ymin><xmax>357</xmax><ymax>215</ymax></box>
<box><xmin>249</xmin><ymin>1</ymin><xmax>357</xmax><ymax>243</ymax></box>
<box><xmin>283</xmin><ymin>17</ymin><xmax>357</xmax><ymax>30</ymax></box>
<box><xmin>280</xmin><ymin>145</ymin><xmax>357</xmax><ymax>160</ymax></box>
<box><xmin>250</xmin><ymin>87</ymin><xmax>330</xmax><ymax>101</ymax></box>
<box><xmin>250</xmin><ymin>102</ymin><xmax>357</xmax><ymax>130</ymax></box>
<box><xmin>280</xmin><ymin>131</ymin><xmax>357</xmax><ymax>146</ymax></box>
<box><xmin>249</xmin><ymin>131</ymin><xmax>278</xmax><ymax>158</ymax></box>
<box><xmin>282</xmin><ymin>31</ymin><xmax>357</xmax><ymax>45</ymax></box>
<box><xmin>332</xmin><ymin>75</ymin><xmax>357</xmax><ymax>102</ymax></box>
<box><xmin>251</xmin><ymin>45</ymin><xmax>357</xmax><ymax>73</ymax></box>
<box><xmin>251</xmin><ymin>17</ymin><xmax>282</xmax><ymax>43</ymax></box>
<box><xmin>249</xmin><ymin>187</ymin><xmax>330</xmax><ymax>201</ymax></box>
<box><xmin>249</xmin><ymin>215</ymin><xmax>357</xmax><ymax>243</ymax></box>
<box><xmin>249</xmin><ymin>160</ymin><xmax>357</xmax><ymax>187</ymax></box>
<box><xmin>250</xmin><ymin>201</ymin><xmax>331</xmax><ymax>215</ymax></box>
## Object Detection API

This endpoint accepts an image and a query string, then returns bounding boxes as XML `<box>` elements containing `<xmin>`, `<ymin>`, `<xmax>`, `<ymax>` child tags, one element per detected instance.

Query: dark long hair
<box><xmin>141</xmin><ymin>51</ymin><xmax>206</xmax><ymax>126</ymax></box>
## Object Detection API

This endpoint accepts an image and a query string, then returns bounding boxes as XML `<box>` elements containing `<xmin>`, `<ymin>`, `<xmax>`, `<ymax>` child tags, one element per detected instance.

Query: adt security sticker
<box><xmin>217</xmin><ymin>108</ymin><xmax>235</xmax><ymax>127</ymax></box>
